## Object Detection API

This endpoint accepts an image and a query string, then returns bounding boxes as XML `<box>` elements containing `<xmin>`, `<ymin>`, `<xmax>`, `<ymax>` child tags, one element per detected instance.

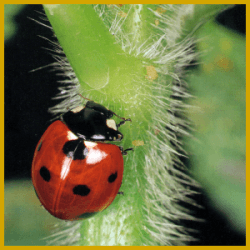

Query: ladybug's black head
<box><xmin>85</xmin><ymin>101</ymin><xmax>114</xmax><ymax>119</ymax></box>
<box><xmin>62</xmin><ymin>101</ymin><xmax>124</xmax><ymax>141</ymax></box>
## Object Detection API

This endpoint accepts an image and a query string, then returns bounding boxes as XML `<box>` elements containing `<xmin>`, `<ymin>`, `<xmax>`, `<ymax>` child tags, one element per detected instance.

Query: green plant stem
<box><xmin>42</xmin><ymin>4</ymin><xmax>235</xmax><ymax>246</ymax></box>
<box><xmin>43</xmin><ymin>4</ymin><xmax>158</xmax><ymax>245</ymax></box>
<box><xmin>44</xmin><ymin>5</ymin><xmax>143</xmax><ymax>100</ymax></box>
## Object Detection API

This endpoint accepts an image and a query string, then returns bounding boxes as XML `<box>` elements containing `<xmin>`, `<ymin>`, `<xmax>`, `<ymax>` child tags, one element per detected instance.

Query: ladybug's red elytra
<box><xmin>32</xmin><ymin>100</ymin><xmax>132</xmax><ymax>220</ymax></box>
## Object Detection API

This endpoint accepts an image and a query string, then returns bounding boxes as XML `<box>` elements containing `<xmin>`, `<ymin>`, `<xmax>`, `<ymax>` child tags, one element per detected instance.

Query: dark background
<box><xmin>4</xmin><ymin>4</ymin><xmax>246</xmax><ymax>246</ymax></box>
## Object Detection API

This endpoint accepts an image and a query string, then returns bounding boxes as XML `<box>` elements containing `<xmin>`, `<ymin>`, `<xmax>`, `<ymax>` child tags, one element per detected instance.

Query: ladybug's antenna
<box><xmin>78</xmin><ymin>93</ymin><xmax>91</xmax><ymax>101</ymax></box>
<box><xmin>112</xmin><ymin>112</ymin><xmax>132</xmax><ymax>122</ymax></box>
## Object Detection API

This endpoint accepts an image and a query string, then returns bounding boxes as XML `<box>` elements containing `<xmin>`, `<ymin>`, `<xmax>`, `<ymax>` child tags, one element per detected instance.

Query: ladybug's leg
<box><xmin>118</xmin><ymin>191</ymin><xmax>124</xmax><ymax>195</ymax></box>
<box><xmin>123</xmin><ymin>148</ymin><xmax>134</xmax><ymax>155</ymax></box>
<box><xmin>117</xmin><ymin>118</ymin><xmax>132</xmax><ymax>128</ymax></box>
<box><xmin>119</xmin><ymin>146</ymin><xmax>134</xmax><ymax>155</ymax></box>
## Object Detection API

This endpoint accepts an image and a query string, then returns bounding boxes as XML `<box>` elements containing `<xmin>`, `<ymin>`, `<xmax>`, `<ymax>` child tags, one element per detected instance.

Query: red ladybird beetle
<box><xmin>32</xmin><ymin>100</ymin><xmax>132</xmax><ymax>220</ymax></box>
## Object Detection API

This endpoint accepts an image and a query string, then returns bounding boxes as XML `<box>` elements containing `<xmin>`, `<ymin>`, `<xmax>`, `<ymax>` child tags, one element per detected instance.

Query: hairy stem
<box><xmin>42</xmin><ymin>4</ymin><xmax>233</xmax><ymax>246</ymax></box>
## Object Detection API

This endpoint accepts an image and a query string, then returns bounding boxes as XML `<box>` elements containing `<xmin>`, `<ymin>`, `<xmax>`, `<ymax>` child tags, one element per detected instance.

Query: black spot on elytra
<box><xmin>37</xmin><ymin>141</ymin><xmax>42</xmax><ymax>151</ymax></box>
<box><xmin>62</xmin><ymin>139</ymin><xmax>88</xmax><ymax>160</ymax></box>
<box><xmin>40</xmin><ymin>166</ymin><xmax>50</xmax><ymax>182</ymax></box>
<box><xmin>108</xmin><ymin>172</ymin><xmax>117</xmax><ymax>183</ymax></box>
<box><xmin>73</xmin><ymin>185</ymin><xmax>90</xmax><ymax>196</ymax></box>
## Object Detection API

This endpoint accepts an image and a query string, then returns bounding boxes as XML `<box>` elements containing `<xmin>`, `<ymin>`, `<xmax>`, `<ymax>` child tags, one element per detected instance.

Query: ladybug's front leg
<box><xmin>117</xmin><ymin>118</ymin><xmax>132</xmax><ymax>128</ymax></box>
<box><xmin>119</xmin><ymin>146</ymin><xmax>134</xmax><ymax>155</ymax></box>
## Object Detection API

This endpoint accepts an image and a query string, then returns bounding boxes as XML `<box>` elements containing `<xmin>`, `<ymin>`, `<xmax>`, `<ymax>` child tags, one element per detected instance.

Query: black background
<box><xmin>4</xmin><ymin>4</ymin><xmax>246</xmax><ymax>246</ymax></box>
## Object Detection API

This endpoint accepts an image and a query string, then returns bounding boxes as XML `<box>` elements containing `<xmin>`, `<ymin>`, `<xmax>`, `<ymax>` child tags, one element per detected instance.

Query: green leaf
<box><xmin>4</xmin><ymin>4</ymin><xmax>26</xmax><ymax>42</ymax></box>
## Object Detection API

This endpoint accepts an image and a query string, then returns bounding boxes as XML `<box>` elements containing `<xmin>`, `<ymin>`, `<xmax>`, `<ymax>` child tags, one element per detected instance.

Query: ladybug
<box><xmin>32</xmin><ymin>100</ymin><xmax>132</xmax><ymax>220</ymax></box>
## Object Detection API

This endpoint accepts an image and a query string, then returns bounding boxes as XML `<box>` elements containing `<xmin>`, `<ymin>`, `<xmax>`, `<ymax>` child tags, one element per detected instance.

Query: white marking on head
<box><xmin>91</xmin><ymin>134</ymin><xmax>106</xmax><ymax>140</ymax></box>
<box><xmin>71</xmin><ymin>105</ymin><xmax>84</xmax><ymax>113</ymax></box>
<box><xmin>106</xmin><ymin>119</ymin><xmax>117</xmax><ymax>131</ymax></box>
